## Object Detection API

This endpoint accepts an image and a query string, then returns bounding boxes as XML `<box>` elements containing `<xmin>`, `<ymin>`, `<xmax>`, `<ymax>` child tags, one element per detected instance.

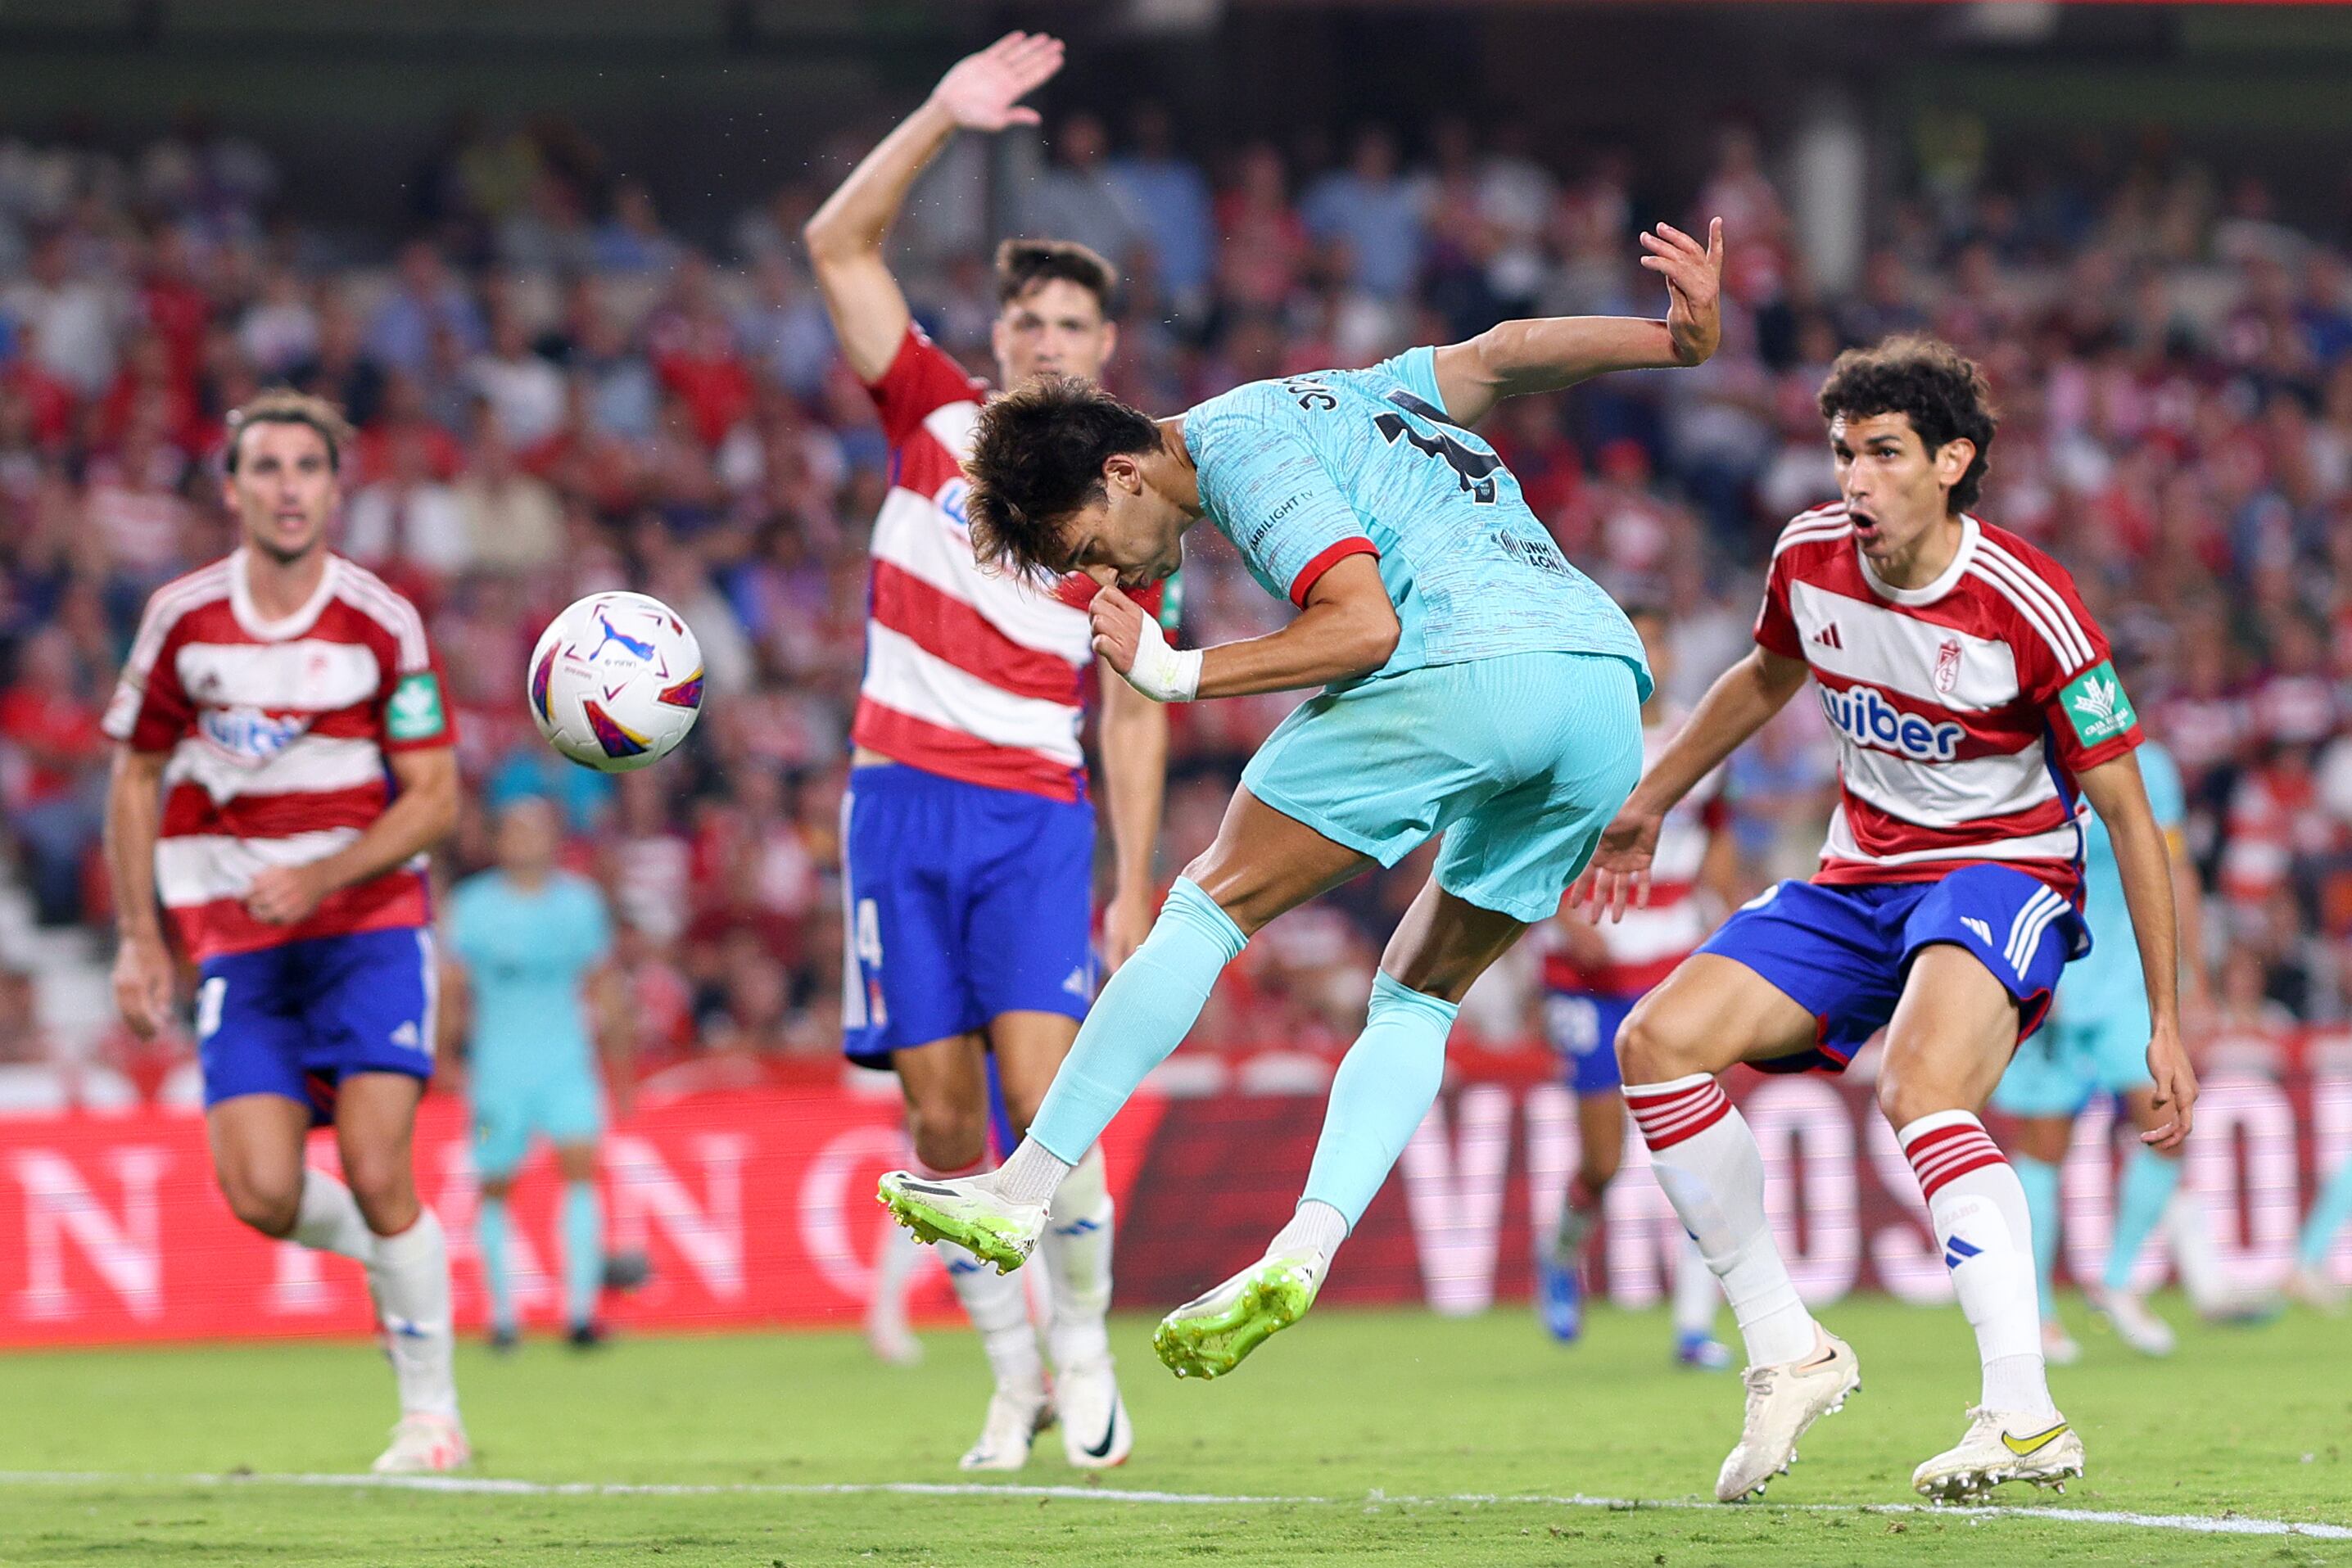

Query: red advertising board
<box><xmin>0</xmin><ymin>1068</ymin><xmax>2345</xmax><ymax>1345</ymax></box>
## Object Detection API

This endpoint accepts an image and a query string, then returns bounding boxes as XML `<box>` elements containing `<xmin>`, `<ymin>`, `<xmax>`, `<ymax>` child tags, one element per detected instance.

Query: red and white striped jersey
<box><xmin>102</xmin><ymin>551</ymin><xmax>454</xmax><ymax>963</ymax></box>
<box><xmin>850</xmin><ymin>328</ymin><xmax>1156</xmax><ymax>802</ymax></box>
<box><xmin>1757</xmin><ymin>504</ymin><xmax>2140</xmax><ymax>901</ymax></box>
<box><xmin>1545</xmin><ymin>706</ymin><xmax>1729</xmax><ymax>995</ymax></box>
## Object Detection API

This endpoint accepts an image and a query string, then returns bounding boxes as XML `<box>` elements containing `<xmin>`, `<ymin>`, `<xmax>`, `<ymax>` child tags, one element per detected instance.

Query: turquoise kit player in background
<box><xmin>880</xmin><ymin>219</ymin><xmax>1729</xmax><ymax>1380</ymax></box>
<box><xmin>1991</xmin><ymin>739</ymin><xmax>2210</xmax><ymax>1360</ymax></box>
<box><xmin>441</xmin><ymin>797</ymin><xmax>630</xmax><ymax>1350</ymax></box>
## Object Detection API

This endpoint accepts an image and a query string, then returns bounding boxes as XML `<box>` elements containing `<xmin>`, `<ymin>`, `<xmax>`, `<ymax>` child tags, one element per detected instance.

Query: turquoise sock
<box><xmin>2299</xmin><ymin>1150</ymin><xmax>2352</xmax><ymax>1271</ymax></box>
<box><xmin>1301</xmin><ymin>972</ymin><xmax>1460</xmax><ymax>1229</ymax></box>
<box><xmin>2103</xmin><ymin>1146</ymin><xmax>2182</xmax><ymax>1294</ymax></box>
<box><xmin>2012</xmin><ymin>1153</ymin><xmax>2060</xmax><ymax>1319</ymax></box>
<box><xmin>1029</xmin><ymin>879</ymin><xmax>1246</xmax><ymax>1164</ymax></box>
<box><xmin>563</xmin><ymin>1180</ymin><xmax>604</xmax><ymax>1328</ymax></box>
<box><xmin>477</xmin><ymin>1195</ymin><xmax>516</xmax><ymax>1331</ymax></box>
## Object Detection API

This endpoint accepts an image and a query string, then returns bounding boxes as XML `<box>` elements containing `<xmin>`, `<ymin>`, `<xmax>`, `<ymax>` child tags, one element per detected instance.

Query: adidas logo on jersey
<box><xmin>1960</xmin><ymin>917</ymin><xmax>1992</xmax><ymax>946</ymax></box>
<box><xmin>1063</xmin><ymin>966</ymin><xmax>1091</xmax><ymax>998</ymax></box>
<box><xmin>1811</xmin><ymin>622</ymin><xmax>1845</xmax><ymax>649</ymax></box>
<box><xmin>1817</xmin><ymin>684</ymin><xmax>1964</xmax><ymax>762</ymax></box>
<box><xmin>391</xmin><ymin>1021</ymin><xmax>420</xmax><ymax>1051</ymax></box>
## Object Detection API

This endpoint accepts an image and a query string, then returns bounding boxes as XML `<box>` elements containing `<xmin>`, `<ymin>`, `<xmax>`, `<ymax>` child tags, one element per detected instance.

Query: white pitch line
<box><xmin>1</xmin><ymin>1471</ymin><xmax>2347</xmax><ymax>1541</ymax></box>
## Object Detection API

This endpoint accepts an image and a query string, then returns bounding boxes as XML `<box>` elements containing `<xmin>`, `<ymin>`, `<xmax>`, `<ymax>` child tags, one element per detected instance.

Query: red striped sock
<box><xmin>1902</xmin><ymin>1111</ymin><xmax>2008</xmax><ymax>1201</ymax></box>
<box><xmin>1625</xmin><ymin>1074</ymin><xmax>1732</xmax><ymax>1152</ymax></box>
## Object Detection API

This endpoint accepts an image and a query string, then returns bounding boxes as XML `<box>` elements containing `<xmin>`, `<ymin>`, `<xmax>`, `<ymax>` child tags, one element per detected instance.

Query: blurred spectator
<box><xmin>1302</xmin><ymin>125</ymin><xmax>1424</xmax><ymax>302</ymax></box>
<box><xmin>1108</xmin><ymin>104</ymin><xmax>1214</xmax><ymax>315</ymax></box>
<box><xmin>0</xmin><ymin>626</ymin><xmax>106</xmax><ymax>924</ymax></box>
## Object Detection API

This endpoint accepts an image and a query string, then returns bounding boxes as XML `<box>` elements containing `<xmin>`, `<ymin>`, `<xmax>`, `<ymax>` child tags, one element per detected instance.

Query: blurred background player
<box><xmin>801</xmin><ymin>30</ymin><xmax>1171</xmax><ymax>1470</ymax></box>
<box><xmin>441</xmin><ymin>795</ymin><xmax>630</xmax><ymax>1351</ymax></box>
<box><xmin>1991</xmin><ymin>725</ymin><xmax>2209</xmax><ymax>1362</ymax></box>
<box><xmin>102</xmin><ymin>390</ymin><xmax>468</xmax><ymax>1473</ymax></box>
<box><xmin>1537</xmin><ymin>604</ymin><xmax>1731</xmax><ymax>1367</ymax></box>
<box><xmin>1586</xmin><ymin>339</ymin><xmax>2192</xmax><ymax>1502</ymax></box>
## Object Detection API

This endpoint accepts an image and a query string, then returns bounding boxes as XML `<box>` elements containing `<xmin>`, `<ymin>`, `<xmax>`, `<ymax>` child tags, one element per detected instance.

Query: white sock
<box><xmin>1671</xmin><ymin>1231</ymin><xmax>1721</xmax><ymax>1340</ymax></box>
<box><xmin>1269</xmin><ymin>1198</ymin><xmax>1350</xmax><ymax>1277</ymax></box>
<box><xmin>994</xmin><ymin>1139</ymin><xmax>1074</xmax><ymax>1209</ymax></box>
<box><xmin>868</xmin><ymin>1222</ymin><xmax>926</xmax><ymax>1325</ymax></box>
<box><xmin>1899</xmin><ymin>1111</ymin><xmax>2055</xmax><ymax>1419</ymax></box>
<box><xmin>1039</xmin><ymin>1145</ymin><xmax>1115</xmax><ymax>1370</ymax></box>
<box><xmin>292</xmin><ymin>1169</ymin><xmax>375</xmax><ymax>1263</ymax></box>
<box><xmin>2165</xmin><ymin>1189</ymin><xmax>2226</xmax><ymax>1310</ymax></box>
<box><xmin>924</xmin><ymin>1158</ymin><xmax>1043</xmax><ymax>1393</ymax></box>
<box><xmin>1626</xmin><ymin>1075</ymin><xmax>1816</xmax><ymax>1367</ymax></box>
<box><xmin>368</xmin><ymin>1209</ymin><xmax>459</xmax><ymax>1420</ymax></box>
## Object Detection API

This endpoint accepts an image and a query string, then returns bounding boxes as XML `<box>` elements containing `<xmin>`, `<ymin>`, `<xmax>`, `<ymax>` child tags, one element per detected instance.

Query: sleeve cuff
<box><xmin>1288</xmin><ymin>537</ymin><xmax>1380</xmax><ymax>608</ymax></box>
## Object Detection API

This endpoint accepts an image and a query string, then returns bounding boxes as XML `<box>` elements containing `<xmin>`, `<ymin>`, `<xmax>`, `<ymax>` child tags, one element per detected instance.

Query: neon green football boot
<box><xmin>875</xmin><ymin>1169</ymin><xmax>1045</xmax><ymax>1274</ymax></box>
<box><xmin>1151</xmin><ymin>1253</ymin><xmax>1324</xmax><ymax>1380</ymax></box>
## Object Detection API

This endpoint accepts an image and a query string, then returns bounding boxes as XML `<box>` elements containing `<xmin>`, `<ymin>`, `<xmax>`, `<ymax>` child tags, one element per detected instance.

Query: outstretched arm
<box><xmin>1576</xmin><ymin>644</ymin><xmax>1806</xmax><ymax>919</ymax></box>
<box><xmin>1431</xmin><ymin>219</ymin><xmax>1723</xmax><ymax>427</ymax></box>
<box><xmin>802</xmin><ymin>31</ymin><xmax>1065</xmax><ymax>381</ymax></box>
<box><xmin>2078</xmin><ymin>753</ymin><xmax>2196</xmax><ymax>1150</ymax></box>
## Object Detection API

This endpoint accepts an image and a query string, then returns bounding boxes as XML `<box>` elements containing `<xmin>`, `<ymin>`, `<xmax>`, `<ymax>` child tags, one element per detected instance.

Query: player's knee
<box><xmin>1614</xmin><ymin>1005</ymin><xmax>1701</xmax><ymax>1086</ymax></box>
<box><xmin>907</xmin><ymin>1102</ymin><xmax>988</xmax><ymax>1173</ymax></box>
<box><xmin>1874</xmin><ymin>1065</ymin><xmax>1952</xmax><ymax>1132</ymax></box>
<box><xmin>220</xmin><ymin>1173</ymin><xmax>301</xmax><ymax>1238</ymax></box>
<box><xmin>343</xmin><ymin>1159</ymin><xmax>418</xmax><ymax>1234</ymax></box>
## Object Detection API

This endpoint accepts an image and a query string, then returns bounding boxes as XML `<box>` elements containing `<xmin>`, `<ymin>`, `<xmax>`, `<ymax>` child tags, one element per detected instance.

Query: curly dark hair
<box><xmin>995</xmin><ymin>237</ymin><xmax>1117</xmax><ymax>314</ymax></box>
<box><xmin>965</xmin><ymin>373</ymin><xmax>1161</xmax><ymax>580</ymax></box>
<box><xmin>1816</xmin><ymin>337</ymin><xmax>1997</xmax><ymax>513</ymax></box>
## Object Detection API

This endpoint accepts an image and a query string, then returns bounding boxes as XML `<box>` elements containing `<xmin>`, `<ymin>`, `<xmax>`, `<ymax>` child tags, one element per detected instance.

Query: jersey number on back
<box><xmin>1373</xmin><ymin>409</ymin><xmax>1500</xmax><ymax>504</ymax></box>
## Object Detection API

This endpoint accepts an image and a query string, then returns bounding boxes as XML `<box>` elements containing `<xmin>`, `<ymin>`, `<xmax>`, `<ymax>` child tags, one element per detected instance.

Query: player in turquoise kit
<box><xmin>880</xmin><ymin>221</ymin><xmax>1727</xmax><ymax>1380</ymax></box>
<box><xmin>1992</xmin><ymin>738</ymin><xmax>2208</xmax><ymax>1358</ymax></box>
<box><xmin>442</xmin><ymin>797</ymin><xmax>626</xmax><ymax>1349</ymax></box>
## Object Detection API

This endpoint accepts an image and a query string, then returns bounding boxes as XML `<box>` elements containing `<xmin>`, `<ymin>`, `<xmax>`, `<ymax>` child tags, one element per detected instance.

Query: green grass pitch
<box><xmin>0</xmin><ymin>1295</ymin><xmax>2345</xmax><ymax>1565</ymax></box>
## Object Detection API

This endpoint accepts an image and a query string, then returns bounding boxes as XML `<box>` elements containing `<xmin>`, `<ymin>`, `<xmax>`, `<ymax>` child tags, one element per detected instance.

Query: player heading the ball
<box><xmin>879</xmin><ymin>221</ymin><xmax>1726</xmax><ymax>1384</ymax></box>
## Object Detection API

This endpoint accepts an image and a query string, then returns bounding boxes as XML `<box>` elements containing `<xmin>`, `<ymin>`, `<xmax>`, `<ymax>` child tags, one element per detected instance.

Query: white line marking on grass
<box><xmin>2</xmin><ymin>1471</ymin><xmax>2346</xmax><ymax>1540</ymax></box>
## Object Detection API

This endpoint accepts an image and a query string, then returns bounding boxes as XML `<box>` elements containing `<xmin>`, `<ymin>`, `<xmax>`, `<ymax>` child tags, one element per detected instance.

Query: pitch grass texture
<box><xmin>0</xmin><ymin>1295</ymin><xmax>2345</xmax><ymax>1566</ymax></box>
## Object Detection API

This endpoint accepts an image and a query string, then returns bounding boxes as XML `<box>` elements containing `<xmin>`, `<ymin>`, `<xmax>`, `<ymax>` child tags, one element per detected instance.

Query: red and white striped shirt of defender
<box><xmin>1545</xmin><ymin>707</ymin><xmax>1729</xmax><ymax>996</ymax></box>
<box><xmin>853</xmin><ymin>327</ymin><xmax>1161</xmax><ymax>803</ymax></box>
<box><xmin>102</xmin><ymin>551</ymin><xmax>455</xmax><ymax>963</ymax></box>
<box><xmin>1756</xmin><ymin>503</ymin><xmax>2142</xmax><ymax>904</ymax></box>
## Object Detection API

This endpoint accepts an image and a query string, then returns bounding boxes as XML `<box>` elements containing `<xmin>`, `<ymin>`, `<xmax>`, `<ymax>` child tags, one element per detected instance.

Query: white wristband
<box><xmin>1119</xmin><ymin>612</ymin><xmax>1202</xmax><ymax>703</ymax></box>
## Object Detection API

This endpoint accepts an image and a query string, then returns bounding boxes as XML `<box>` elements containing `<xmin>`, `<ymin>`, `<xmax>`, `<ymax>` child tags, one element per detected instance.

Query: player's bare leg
<box><xmin>329</xmin><ymin>1072</ymin><xmax>467</xmax><ymax>1473</ymax></box>
<box><xmin>992</xmin><ymin>1009</ymin><xmax>1132</xmax><ymax>1466</ymax></box>
<box><xmin>1879</xmin><ymin>947</ymin><xmax>2083</xmax><ymax>1502</ymax></box>
<box><xmin>1617</xmin><ymin>956</ymin><xmax>1860</xmax><ymax>1500</ymax></box>
<box><xmin>892</xmin><ymin>1030</ymin><xmax>1052</xmax><ymax>1471</ymax></box>
<box><xmin>1160</xmin><ymin>881</ymin><xmax>1522</xmax><ymax>1380</ymax></box>
<box><xmin>1540</xmin><ymin>1087</ymin><xmax>1624</xmax><ymax>1343</ymax></box>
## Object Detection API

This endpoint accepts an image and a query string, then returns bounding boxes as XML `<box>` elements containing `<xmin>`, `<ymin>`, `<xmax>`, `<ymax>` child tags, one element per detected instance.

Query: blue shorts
<box><xmin>473</xmin><ymin>1067</ymin><xmax>605</xmax><ymax>1178</ymax></box>
<box><xmin>196</xmin><ymin>927</ymin><xmax>438</xmax><ymax>1120</ymax></box>
<box><xmin>1545</xmin><ymin>989</ymin><xmax>1634</xmax><ymax>1096</ymax></box>
<box><xmin>1991</xmin><ymin>1014</ymin><xmax>2152</xmax><ymax>1119</ymax></box>
<box><xmin>1697</xmin><ymin>865</ymin><xmax>2083</xmax><ymax>1074</ymax></box>
<box><xmin>1241</xmin><ymin>651</ymin><xmax>1644</xmax><ymax>924</ymax></box>
<box><xmin>839</xmin><ymin>763</ymin><xmax>1096</xmax><ymax>1069</ymax></box>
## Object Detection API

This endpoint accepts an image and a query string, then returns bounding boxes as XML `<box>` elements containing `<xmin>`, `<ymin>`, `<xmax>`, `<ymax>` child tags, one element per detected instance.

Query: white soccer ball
<box><xmin>527</xmin><ymin>591</ymin><xmax>704</xmax><ymax>772</ymax></box>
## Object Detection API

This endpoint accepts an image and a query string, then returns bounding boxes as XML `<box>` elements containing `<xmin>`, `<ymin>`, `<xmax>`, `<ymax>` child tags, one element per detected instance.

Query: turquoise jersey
<box><xmin>2058</xmin><ymin>742</ymin><xmax>2184</xmax><ymax>1018</ymax></box>
<box><xmin>1180</xmin><ymin>347</ymin><xmax>1650</xmax><ymax>695</ymax></box>
<box><xmin>447</xmin><ymin>869</ymin><xmax>613</xmax><ymax>1091</ymax></box>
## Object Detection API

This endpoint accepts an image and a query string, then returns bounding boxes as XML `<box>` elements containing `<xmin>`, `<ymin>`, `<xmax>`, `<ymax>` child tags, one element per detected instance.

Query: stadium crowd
<box><xmin>2</xmin><ymin>105</ymin><xmax>2350</xmax><ymax>1085</ymax></box>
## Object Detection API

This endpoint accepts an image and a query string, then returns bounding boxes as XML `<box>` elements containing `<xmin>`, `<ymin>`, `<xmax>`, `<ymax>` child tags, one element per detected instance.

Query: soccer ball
<box><xmin>527</xmin><ymin>591</ymin><xmax>704</xmax><ymax>771</ymax></box>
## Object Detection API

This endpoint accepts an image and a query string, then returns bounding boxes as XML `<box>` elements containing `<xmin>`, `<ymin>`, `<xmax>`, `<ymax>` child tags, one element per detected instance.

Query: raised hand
<box><xmin>1640</xmin><ymin>219</ymin><xmax>1724</xmax><ymax>367</ymax></box>
<box><xmin>929</xmin><ymin>31</ymin><xmax>1066</xmax><ymax>133</ymax></box>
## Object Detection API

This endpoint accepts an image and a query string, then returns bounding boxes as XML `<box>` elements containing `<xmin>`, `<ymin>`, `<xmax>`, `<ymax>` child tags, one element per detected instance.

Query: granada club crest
<box><xmin>1933</xmin><ymin>638</ymin><xmax>1962</xmax><ymax>698</ymax></box>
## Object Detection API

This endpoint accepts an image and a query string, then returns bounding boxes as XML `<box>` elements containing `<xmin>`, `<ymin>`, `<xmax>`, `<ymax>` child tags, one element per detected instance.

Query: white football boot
<box><xmin>1056</xmin><ymin>1356</ymin><xmax>1133</xmax><ymax>1469</ymax></box>
<box><xmin>1714</xmin><ymin>1329</ymin><xmax>1861</xmax><ymax>1502</ymax></box>
<box><xmin>1912</xmin><ymin>1406</ymin><xmax>2084</xmax><ymax>1502</ymax></box>
<box><xmin>2085</xmin><ymin>1283</ymin><xmax>2177</xmax><ymax>1357</ymax></box>
<box><xmin>958</xmin><ymin>1383</ymin><xmax>1054</xmax><ymax>1472</ymax></box>
<box><xmin>2039</xmin><ymin>1317</ymin><xmax>2082</xmax><ymax>1367</ymax></box>
<box><xmin>878</xmin><ymin>1170</ymin><xmax>1047</xmax><ymax>1274</ymax></box>
<box><xmin>371</xmin><ymin>1412</ymin><xmax>471</xmax><ymax>1474</ymax></box>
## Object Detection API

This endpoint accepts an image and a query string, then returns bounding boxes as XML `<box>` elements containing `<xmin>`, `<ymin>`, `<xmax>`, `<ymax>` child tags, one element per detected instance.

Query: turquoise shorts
<box><xmin>472</xmin><ymin>1068</ymin><xmax>605</xmax><ymax>1179</ymax></box>
<box><xmin>1239</xmin><ymin>650</ymin><xmax>1644</xmax><ymax>924</ymax></box>
<box><xmin>1991</xmin><ymin>998</ymin><xmax>2152</xmax><ymax>1120</ymax></box>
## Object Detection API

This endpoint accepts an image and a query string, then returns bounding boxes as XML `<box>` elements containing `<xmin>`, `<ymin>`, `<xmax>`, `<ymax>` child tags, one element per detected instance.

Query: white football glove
<box><xmin>1114</xmin><ymin>608</ymin><xmax>1202</xmax><ymax>703</ymax></box>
